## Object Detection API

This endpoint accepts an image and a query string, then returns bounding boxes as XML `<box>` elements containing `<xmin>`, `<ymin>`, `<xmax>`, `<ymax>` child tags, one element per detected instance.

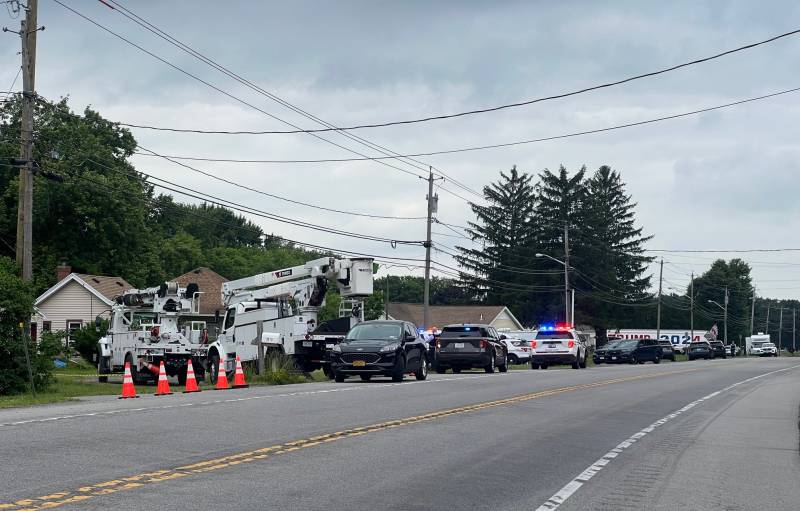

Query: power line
<box><xmin>125</xmin><ymin>85</ymin><xmax>800</xmax><ymax>166</ymax></box>
<box><xmin>108</xmin><ymin>26</ymin><xmax>800</xmax><ymax>133</ymax></box>
<box><xmin>647</xmin><ymin>247</ymin><xmax>800</xmax><ymax>253</ymax></box>
<box><xmin>100</xmin><ymin>0</ymin><xmax>484</xmax><ymax>201</ymax></box>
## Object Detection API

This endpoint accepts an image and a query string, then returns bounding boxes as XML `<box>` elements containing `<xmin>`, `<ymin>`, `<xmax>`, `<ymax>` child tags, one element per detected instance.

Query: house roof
<box><xmin>171</xmin><ymin>267</ymin><xmax>229</xmax><ymax>315</ymax></box>
<box><xmin>386</xmin><ymin>303</ymin><xmax>523</xmax><ymax>330</ymax></box>
<box><xmin>35</xmin><ymin>273</ymin><xmax>133</xmax><ymax>307</ymax></box>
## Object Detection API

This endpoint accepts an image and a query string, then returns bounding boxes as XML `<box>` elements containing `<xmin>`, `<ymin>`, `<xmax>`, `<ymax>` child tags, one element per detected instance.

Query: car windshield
<box><xmin>601</xmin><ymin>341</ymin><xmax>622</xmax><ymax>349</ymax></box>
<box><xmin>762</xmin><ymin>343</ymin><xmax>775</xmax><ymax>348</ymax></box>
<box><xmin>441</xmin><ymin>327</ymin><xmax>487</xmax><ymax>337</ymax></box>
<box><xmin>346</xmin><ymin>324</ymin><xmax>402</xmax><ymax>342</ymax></box>
<box><xmin>617</xmin><ymin>340</ymin><xmax>638</xmax><ymax>348</ymax></box>
<box><xmin>536</xmin><ymin>332</ymin><xmax>574</xmax><ymax>340</ymax></box>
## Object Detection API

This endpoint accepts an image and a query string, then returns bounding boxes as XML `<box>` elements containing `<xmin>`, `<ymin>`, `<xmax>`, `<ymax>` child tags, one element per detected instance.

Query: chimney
<box><xmin>56</xmin><ymin>262</ymin><xmax>71</xmax><ymax>282</ymax></box>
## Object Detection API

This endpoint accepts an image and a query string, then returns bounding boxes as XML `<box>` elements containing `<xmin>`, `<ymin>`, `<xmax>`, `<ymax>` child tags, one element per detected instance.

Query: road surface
<box><xmin>1</xmin><ymin>357</ymin><xmax>798</xmax><ymax>510</ymax></box>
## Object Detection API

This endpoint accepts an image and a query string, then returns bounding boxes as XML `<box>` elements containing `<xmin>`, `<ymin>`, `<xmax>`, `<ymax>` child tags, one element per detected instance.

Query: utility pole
<box><xmin>690</xmin><ymin>272</ymin><xmax>694</xmax><ymax>343</ymax></box>
<box><xmin>656</xmin><ymin>259</ymin><xmax>663</xmax><ymax>341</ymax></box>
<box><xmin>778</xmin><ymin>307</ymin><xmax>783</xmax><ymax>356</ymax></box>
<box><xmin>384</xmin><ymin>275</ymin><xmax>389</xmax><ymax>320</ymax></box>
<box><xmin>723</xmin><ymin>285</ymin><xmax>728</xmax><ymax>345</ymax></box>
<box><xmin>422</xmin><ymin>168</ymin><xmax>438</xmax><ymax>330</ymax></box>
<box><xmin>793</xmin><ymin>309</ymin><xmax>796</xmax><ymax>354</ymax></box>
<box><xmin>765</xmin><ymin>306</ymin><xmax>770</xmax><ymax>335</ymax></box>
<box><xmin>749</xmin><ymin>288</ymin><xmax>756</xmax><ymax>336</ymax></box>
<box><xmin>16</xmin><ymin>0</ymin><xmax>38</xmax><ymax>282</ymax></box>
<box><xmin>564</xmin><ymin>223</ymin><xmax>571</xmax><ymax>325</ymax></box>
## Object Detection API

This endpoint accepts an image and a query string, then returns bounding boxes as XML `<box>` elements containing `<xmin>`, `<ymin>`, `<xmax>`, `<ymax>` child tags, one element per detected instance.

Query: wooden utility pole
<box><xmin>690</xmin><ymin>272</ymin><xmax>694</xmax><ymax>343</ymax></box>
<box><xmin>422</xmin><ymin>168</ymin><xmax>437</xmax><ymax>330</ymax></box>
<box><xmin>656</xmin><ymin>259</ymin><xmax>663</xmax><ymax>341</ymax></box>
<box><xmin>16</xmin><ymin>0</ymin><xmax>38</xmax><ymax>282</ymax></box>
<box><xmin>778</xmin><ymin>307</ymin><xmax>783</xmax><ymax>356</ymax></box>
<box><xmin>564</xmin><ymin>223</ymin><xmax>571</xmax><ymax>325</ymax></box>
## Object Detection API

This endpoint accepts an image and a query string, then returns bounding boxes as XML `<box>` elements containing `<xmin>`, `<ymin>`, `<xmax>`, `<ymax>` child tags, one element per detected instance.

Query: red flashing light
<box><xmin>531</xmin><ymin>340</ymin><xmax>537</xmax><ymax>349</ymax></box>
<box><xmin>568</xmin><ymin>340</ymin><xmax>575</xmax><ymax>348</ymax></box>
<box><xmin>556</xmin><ymin>323</ymin><xmax>572</xmax><ymax>331</ymax></box>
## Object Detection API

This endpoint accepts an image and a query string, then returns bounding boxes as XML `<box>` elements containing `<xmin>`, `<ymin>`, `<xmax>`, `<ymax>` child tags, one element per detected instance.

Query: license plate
<box><xmin>454</xmin><ymin>342</ymin><xmax>464</xmax><ymax>348</ymax></box>
<box><xmin>352</xmin><ymin>360</ymin><xmax>366</xmax><ymax>367</ymax></box>
<box><xmin>611</xmin><ymin>356</ymin><xmax>617</xmax><ymax>360</ymax></box>
<box><xmin>302</xmin><ymin>341</ymin><xmax>312</xmax><ymax>347</ymax></box>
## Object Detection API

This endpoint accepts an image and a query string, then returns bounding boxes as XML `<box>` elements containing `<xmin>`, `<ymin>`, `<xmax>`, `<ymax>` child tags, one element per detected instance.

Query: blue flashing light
<box><xmin>464</xmin><ymin>327</ymin><xmax>471</xmax><ymax>331</ymax></box>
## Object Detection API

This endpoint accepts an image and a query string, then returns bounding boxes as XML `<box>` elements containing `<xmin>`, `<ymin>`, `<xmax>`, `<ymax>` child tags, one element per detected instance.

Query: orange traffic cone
<box><xmin>232</xmin><ymin>356</ymin><xmax>249</xmax><ymax>388</ymax></box>
<box><xmin>215</xmin><ymin>357</ymin><xmax>229</xmax><ymax>390</ymax></box>
<box><xmin>155</xmin><ymin>361</ymin><xmax>172</xmax><ymax>396</ymax></box>
<box><xmin>183</xmin><ymin>359</ymin><xmax>201</xmax><ymax>393</ymax></box>
<box><xmin>119</xmin><ymin>361</ymin><xmax>139</xmax><ymax>399</ymax></box>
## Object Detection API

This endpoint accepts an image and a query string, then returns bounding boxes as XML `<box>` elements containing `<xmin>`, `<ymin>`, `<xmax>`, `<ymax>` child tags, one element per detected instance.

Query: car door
<box><xmin>403</xmin><ymin>323</ymin><xmax>420</xmax><ymax>370</ymax></box>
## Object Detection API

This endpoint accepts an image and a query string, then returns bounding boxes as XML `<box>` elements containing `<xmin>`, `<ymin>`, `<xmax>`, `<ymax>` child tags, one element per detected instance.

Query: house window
<box><xmin>30</xmin><ymin>322</ymin><xmax>38</xmax><ymax>343</ymax></box>
<box><xmin>66</xmin><ymin>320</ymin><xmax>82</xmax><ymax>345</ymax></box>
<box><xmin>43</xmin><ymin>321</ymin><xmax>51</xmax><ymax>332</ymax></box>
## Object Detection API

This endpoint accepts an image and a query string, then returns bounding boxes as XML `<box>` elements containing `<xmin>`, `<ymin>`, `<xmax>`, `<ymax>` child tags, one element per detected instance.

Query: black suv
<box><xmin>605</xmin><ymin>338</ymin><xmax>662</xmax><ymax>364</ymax></box>
<box><xmin>658</xmin><ymin>340</ymin><xmax>676</xmax><ymax>361</ymax></box>
<box><xmin>330</xmin><ymin>320</ymin><xmax>428</xmax><ymax>382</ymax></box>
<box><xmin>435</xmin><ymin>324</ymin><xmax>508</xmax><ymax>374</ymax></box>
<box><xmin>709</xmin><ymin>341</ymin><xmax>727</xmax><ymax>359</ymax></box>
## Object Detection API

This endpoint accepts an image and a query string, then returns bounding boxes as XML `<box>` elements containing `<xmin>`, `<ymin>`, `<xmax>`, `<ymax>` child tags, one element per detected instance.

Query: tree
<box><xmin>575</xmin><ymin>166</ymin><xmax>653</xmax><ymax>343</ymax></box>
<box><xmin>691</xmin><ymin>259</ymin><xmax>753</xmax><ymax>344</ymax></box>
<box><xmin>455</xmin><ymin>166</ymin><xmax>541</xmax><ymax>324</ymax></box>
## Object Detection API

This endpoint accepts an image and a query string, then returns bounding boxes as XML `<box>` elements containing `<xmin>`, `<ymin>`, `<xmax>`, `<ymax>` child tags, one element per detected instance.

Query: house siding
<box><xmin>33</xmin><ymin>280</ymin><xmax>111</xmax><ymax>335</ymax></box>
<box><xmin>490</xmin><ymin>310</ymin><xmax>523</xmax><ymax>330</ymax></box>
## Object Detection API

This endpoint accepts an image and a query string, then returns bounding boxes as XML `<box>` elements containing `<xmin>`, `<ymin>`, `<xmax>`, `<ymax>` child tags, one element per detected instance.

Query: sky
<box><xmin>2</xmin><ymin>0</ymin><xmax>800</xmax><ymax>301</ymax></box>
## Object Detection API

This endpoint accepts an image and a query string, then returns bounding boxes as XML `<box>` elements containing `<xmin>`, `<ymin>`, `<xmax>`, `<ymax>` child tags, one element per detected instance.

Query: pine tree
<box><xmin>577</xmin><ymin>165</ymin><xmax>653</xmax><ymax>341</ymax></box>
<box><xmin>454</xmin><ymin>166</ymin><xmax>539</xmax><ymax>323</ymax></box>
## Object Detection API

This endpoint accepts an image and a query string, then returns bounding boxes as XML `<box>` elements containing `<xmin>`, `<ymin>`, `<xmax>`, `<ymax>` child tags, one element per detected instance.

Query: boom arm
<box><xmin>221</xmin><ymin>257</ymin><xmax>373</xmax><ymax>307</ymax></box>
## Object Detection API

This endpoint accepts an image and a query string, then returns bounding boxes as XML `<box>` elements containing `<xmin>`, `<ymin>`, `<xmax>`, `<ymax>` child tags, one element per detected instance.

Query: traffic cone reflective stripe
<box><xmin>215</xmin><ymin>357</ymin><xmax>229</xmax><ymax>390</ymax></box>
<box><xmin>155</xmin><ymin>361</ymin><xmax>172</xmax><ymax>396</ymax></box>
<box><xmin>232</xmin><ymin>356</ymin><xmax>248</xmax><ymax>388</ymax></box>
<box><xmin>183</xmin><ymin>359</ymin><xmax>201</xmax><ymax>393</ymax></box>
<box><xmin>119</xmin><ymin>361</ymin><xmax>139</xmax><ymax>399</ymax></box>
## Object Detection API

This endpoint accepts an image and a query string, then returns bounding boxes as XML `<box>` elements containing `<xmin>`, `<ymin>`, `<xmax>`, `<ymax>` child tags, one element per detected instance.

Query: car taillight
<box><xmin>568</xmin><ymin>340</ymin><xmax>575</xmax><ymax>348</ymax></box>
<box><xmin>531</xmin><ymin>340</ymin><xmax>537</xmax><ymax>349</ymax></box>
<box><xmin>480</xmin><ymin>339</ymin><xmax>488</xmax><ymax>349</ymax></box>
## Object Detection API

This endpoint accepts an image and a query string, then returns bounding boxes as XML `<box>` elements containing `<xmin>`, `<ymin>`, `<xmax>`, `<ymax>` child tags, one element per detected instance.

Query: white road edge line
<box><xmin>0</xmin><ymin>373</ymin><xmax>507</xmax><ymax>428</ymax></box>
<box><xmin>534</xmin><ymin>364</ymin><xmax>800</xmax><ymax>511</ymax></box>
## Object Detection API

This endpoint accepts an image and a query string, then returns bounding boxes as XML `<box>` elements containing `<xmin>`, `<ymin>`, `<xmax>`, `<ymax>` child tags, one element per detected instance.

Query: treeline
<box><xmin>0</xmin><ymin>96</ymin><xmax>317</xmax><ymax>292</ymax></box>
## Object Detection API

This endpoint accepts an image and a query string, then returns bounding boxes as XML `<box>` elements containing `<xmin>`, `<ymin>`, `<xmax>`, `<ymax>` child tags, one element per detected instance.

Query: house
<box><xmin>32</xmin><ymin>264</ymin><xmax>133</xmax><ymax>342</ymax></box>
<box><xmin>385</xmin><ymin>302</ymin><xmax>524</xmax><ymax>331</ymax></box>
<box><xmin>170</xmin><ymin>267</ymin><xmax>228</xmax><ymax>322</ymax></box>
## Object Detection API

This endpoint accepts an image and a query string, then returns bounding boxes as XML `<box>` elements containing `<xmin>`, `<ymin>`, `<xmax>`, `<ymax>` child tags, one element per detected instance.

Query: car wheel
<box><xmin>508</xmin><ymin>354</ymin><xmax>519</xmax><ymax>365</ymax></box>
<box><xmin>579</xmin><ymin>353</ymin><xmax>587</xmax><ymax>369</ymax></box>
<box><xmin>334</xmin><ymin>372</ymin><xmax>346</xmax><ymax>383</ymax></box>
<box><xmin>484</xmin><ymin>353</ymin><xmax>496</xmax><ymax>373</ymax></box>
<box><xmin>629</xmin><ymin>354</ymin><xmax>638</xmax><ymax>365</ymax></box>
<box><xmin>452</xmin><ymin>367</ymin><xmax>461</xmax><ymax>374</ymax></box>
<box><xmin>359</xmin><ymin>374</ymin><xmax>372</xmax><ymax>382</ymax></box>
<box><xmin>531</xmin><ymin>362</ymin><xmax>539</xmax><ymax>370</ymax></box>
<box><xmin>541</xmin><ymin>364</ymin><xmax>548</xmax><ymax>369</ymax></box>
<box><xmin>392</xmin><ymin>357</ymin><xmax>405</xmax><ymax>382</ymax></box>
<box><xmin>414</xmin><ymin>354</ymin><xmax>428</xmax><ymax>381</ymax></box>
<box><xmin>498</xmin><ymin>354</ymin><xmax>508</xmax><ymax>373</ymax></box>
<box><xmin>653</xmin><ymin>355</ymin><xmax>661</xmax><ymax>364</ymax></box>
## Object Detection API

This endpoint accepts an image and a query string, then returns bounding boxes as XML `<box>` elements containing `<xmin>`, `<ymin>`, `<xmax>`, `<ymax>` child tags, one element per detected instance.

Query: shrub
<box><xmin>72</xmin><ymin>319</ymin><xmax>108</xmax><ymax>364</ymax></box>
<box><xmin>245</xmin><ymin>351</ymin><xmax>308</xmax><ymax>385</ymax></box>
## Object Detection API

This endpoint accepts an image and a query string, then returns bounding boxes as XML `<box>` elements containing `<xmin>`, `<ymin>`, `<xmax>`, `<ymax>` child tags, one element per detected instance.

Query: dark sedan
<box><xmin>604</xmin><ymin>339</ymin><xmax>662</xmax><ymax>364</ymax></box>
<box><xmin>330</xmin><ymin>320</ymin><xmax>428</xmax><ymax>382</ymax></box>
<box><xmin>687</xmin><ymin>341</ymin><xmax>713</xmax><ymax>360</ymax></box>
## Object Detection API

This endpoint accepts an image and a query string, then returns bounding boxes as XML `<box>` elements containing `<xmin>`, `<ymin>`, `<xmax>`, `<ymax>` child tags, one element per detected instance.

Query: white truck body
<box><xmin>746</xmin><ymin>334</ymin><xmax>771</xmax><ymax>355</ymax></box>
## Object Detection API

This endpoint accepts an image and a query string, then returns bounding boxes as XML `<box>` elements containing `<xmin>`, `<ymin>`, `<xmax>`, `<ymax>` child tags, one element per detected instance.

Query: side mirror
<box><xmin>214</xmin><ymin>310</ymin><xmax>220</xmax><ymax>324</ymax></box>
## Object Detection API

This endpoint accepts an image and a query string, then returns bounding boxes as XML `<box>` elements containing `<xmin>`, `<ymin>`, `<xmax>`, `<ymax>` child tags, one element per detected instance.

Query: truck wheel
<box><xmin>177</xmin><ymin>366</ymin><xmax>188</xmax><ymax>386</ymax></box>
<box><xmin>97</xmin><ymin>353</ymin><xmax>110</xmax><ymax>383</ymax></box>
<box><xmin>531</xmin><ymin>362</ymin><xmax>539</xmax><ymax>370</ymax></box>
<box><xmin>208</xmin><ymin>353</ymin><xmax>219</xmax><ymax>384</ymax></box>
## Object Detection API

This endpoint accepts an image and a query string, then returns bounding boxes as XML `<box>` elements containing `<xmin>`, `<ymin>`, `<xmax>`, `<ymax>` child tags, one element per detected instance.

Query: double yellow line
<box><xmin>2</xmin><ymin>368</ymin><xmax>698</xmax><ymax>511</ymax></box>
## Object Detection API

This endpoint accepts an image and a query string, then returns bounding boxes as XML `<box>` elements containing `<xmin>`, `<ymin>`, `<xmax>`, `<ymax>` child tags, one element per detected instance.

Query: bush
<box><xmin>72</xmin><ymin>319</ymin><xmax>108</xmax><ymax>364</ymax></box>
<box><xmin>245</xmin><ymin>351</ymin><xmax>308</xmax><ymax>385</ymax></box>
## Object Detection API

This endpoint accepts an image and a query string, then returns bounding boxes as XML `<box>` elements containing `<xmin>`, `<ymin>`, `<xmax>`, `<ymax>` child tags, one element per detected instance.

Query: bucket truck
<box><xmin>207</xmin><ymin>257</ymin><xmax>373</xmax><ymax>382</ymax></box>
<box><xmin>97</xmin><ymin>282</ymin><xmax>209</xmax><ymax>384</ymax></box>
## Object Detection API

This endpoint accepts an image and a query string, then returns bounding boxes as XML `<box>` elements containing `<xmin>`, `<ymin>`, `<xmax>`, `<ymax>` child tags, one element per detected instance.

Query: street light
<box><xmin>535</xmin><ymin>253</ymin><xmax>572</xmax><ymax>324</ymax></box>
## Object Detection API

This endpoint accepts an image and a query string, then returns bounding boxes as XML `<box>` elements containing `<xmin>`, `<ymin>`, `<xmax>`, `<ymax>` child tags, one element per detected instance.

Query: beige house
<box><xmin>385</xmin><ymin>303</ymin><xmax>524</xmax><ymax>331</ymax></box>
<box><xmin>32</xmin><ymin>265</ymin><xmax>132</xmax><ymax>343</ymax></box>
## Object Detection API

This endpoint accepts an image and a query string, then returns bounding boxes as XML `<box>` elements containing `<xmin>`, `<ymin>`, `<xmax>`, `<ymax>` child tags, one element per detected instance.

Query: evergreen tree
<box><xmin>576</xmin><ymin>166</ymin><xmax>653</xmax><ymax>342</ymax></box>
<box><xmin>454</xmin><ymin>166</ymin><xmax>540</xmax><ymax>324</ymax></box>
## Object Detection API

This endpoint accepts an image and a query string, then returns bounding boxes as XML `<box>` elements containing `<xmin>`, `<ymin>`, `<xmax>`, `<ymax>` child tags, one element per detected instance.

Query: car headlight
<box><xmin>380</xmin><ymin>342</ymin><xmax>400</xmax><ymax>352</ymax></box>
<box><xmin>331</xmin><ymin>344</ymin><xmax>342</xmax><ymax>353</ymax></box>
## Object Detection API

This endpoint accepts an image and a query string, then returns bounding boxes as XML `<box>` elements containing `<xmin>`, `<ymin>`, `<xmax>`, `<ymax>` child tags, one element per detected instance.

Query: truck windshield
<box><xmin>347</xmin><ymin>324</ymin><xmax>402</xmax><ymax>341</ymax></box>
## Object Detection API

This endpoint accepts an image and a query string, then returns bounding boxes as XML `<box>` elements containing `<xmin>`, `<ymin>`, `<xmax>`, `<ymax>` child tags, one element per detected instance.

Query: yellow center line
<box><xmin>3</xmin><ymin>368</ymin><xmax>698</xmax><ymax>510</ymax></box>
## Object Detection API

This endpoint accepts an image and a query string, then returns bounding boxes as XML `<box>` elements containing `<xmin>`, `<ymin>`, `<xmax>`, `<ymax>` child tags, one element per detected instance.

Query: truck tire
<box><xmin>97</xmin><ymin>353</ymin><xmax>110</xmax><ymax>383</ymax></box>
<box><xmin>208</xmin><ymin>352</ymin><xmax>220</xmax><ymax>385</ymax></box>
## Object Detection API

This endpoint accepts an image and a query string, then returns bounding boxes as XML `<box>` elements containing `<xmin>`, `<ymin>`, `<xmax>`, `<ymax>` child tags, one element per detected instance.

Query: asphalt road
<box><xmin>1</xmin><ymin>357</ymin><xmax>798</xmax><ymax>510</ymax></box>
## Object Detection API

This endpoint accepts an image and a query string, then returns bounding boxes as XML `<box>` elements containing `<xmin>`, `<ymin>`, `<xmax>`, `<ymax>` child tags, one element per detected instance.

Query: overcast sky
<box><xmin>3</xmin><ymin>0</ymin><xmax>800</xmax><ymax>301</ymax></box>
